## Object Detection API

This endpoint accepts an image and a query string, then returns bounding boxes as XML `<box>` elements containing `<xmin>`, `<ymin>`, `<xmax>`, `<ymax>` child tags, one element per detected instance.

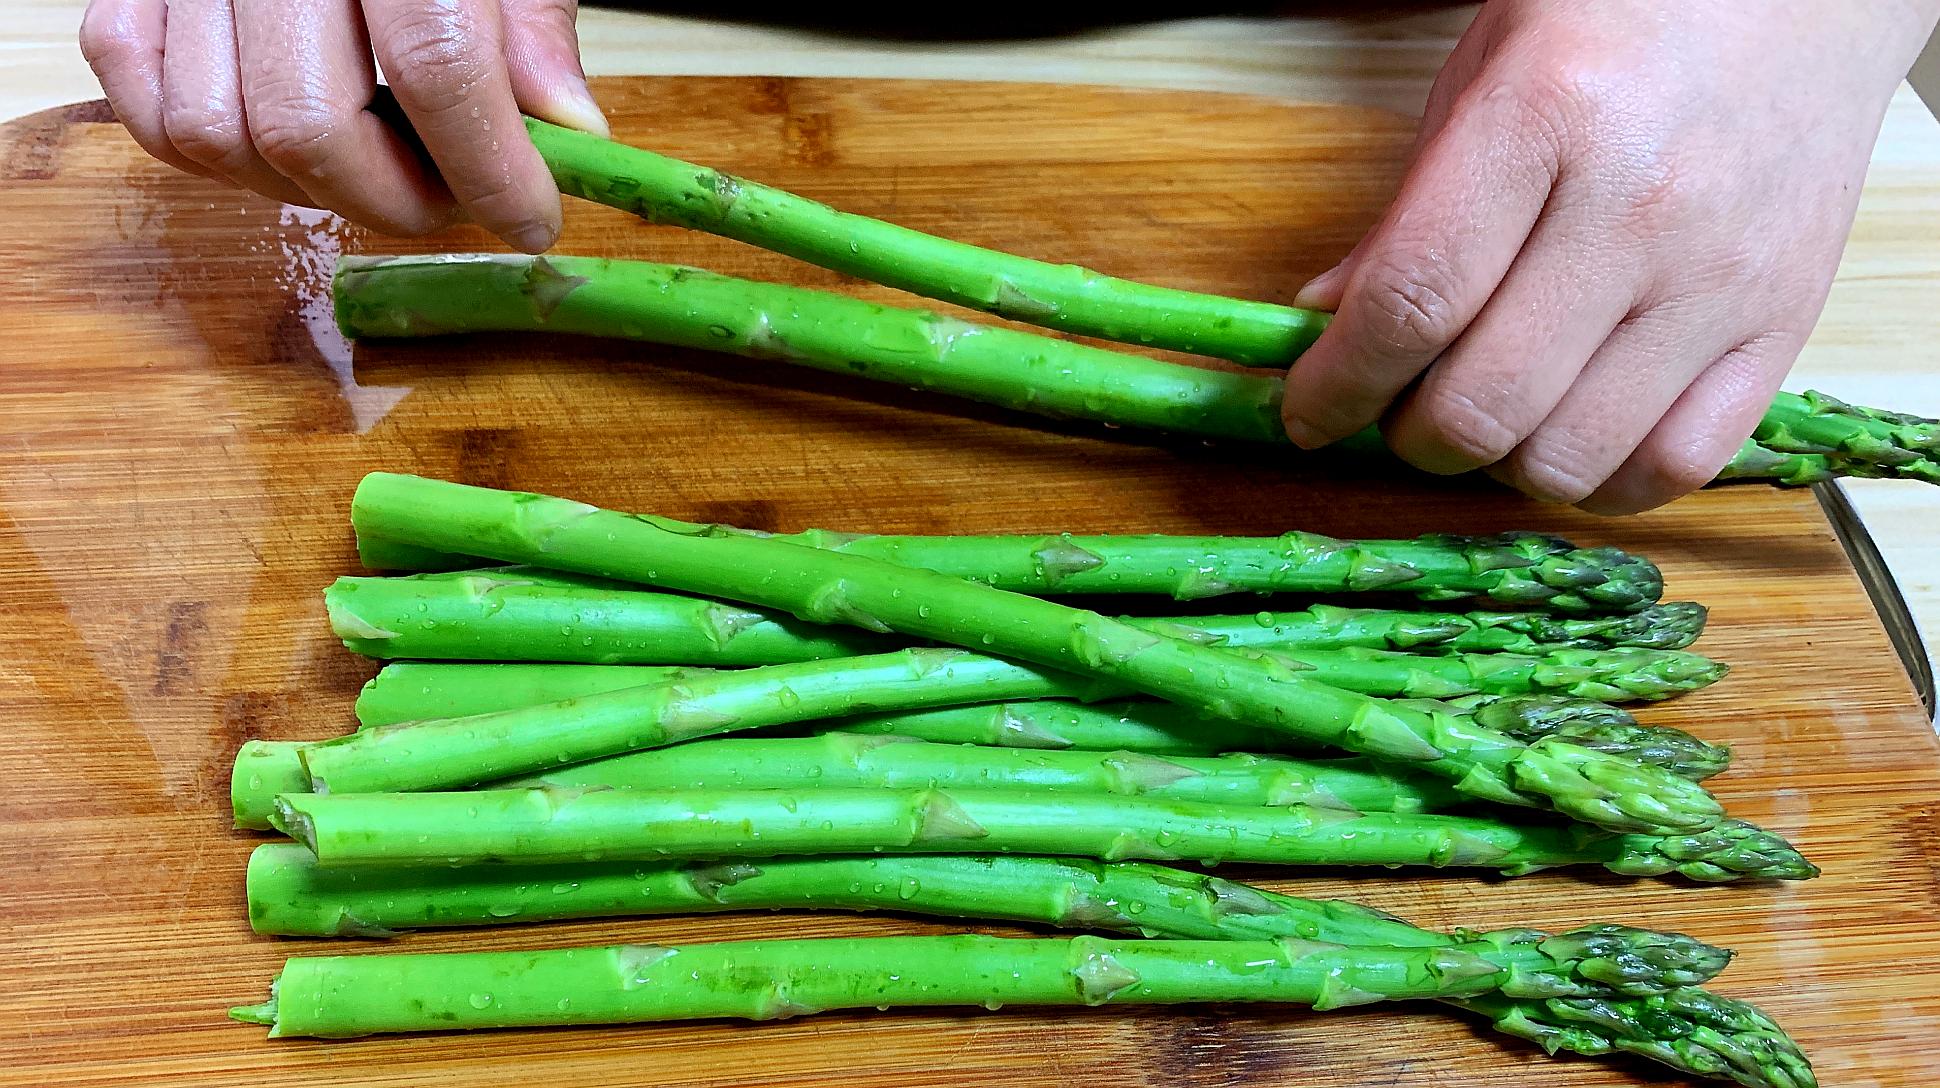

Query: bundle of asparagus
<box><xmin>224</xmin><ymin>473</ymin><xmax>1816</xmax><ymax>1088</ymax></box>
<box><xmin>324</xmin><ymin>116</ymin><xmax>1940</xmax><ymax>488</ymax></box>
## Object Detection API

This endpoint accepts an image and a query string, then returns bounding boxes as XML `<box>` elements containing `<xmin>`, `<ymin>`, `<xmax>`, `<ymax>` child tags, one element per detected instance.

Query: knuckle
<box><xmin>377</xmin><ymin>9</ymin><xmax>489</xmax><ymax>113</ymax></box>
<box><xmin>1634</xmin><ymin>448</ymin><xmax>1718</xmax><ymax>504</ymax></box>
<box><xmin>248</xmin><ymin>94</ymin><xmax>351</xmax><ymax>176</ymax></box>
<box><xmin>162</xmin><ymin>105</ymin><xmax>251</xmax><ymax>171</ymax></box>
<box><xmin>1511</xmin><ymin>437</ymin><xmax>1607</xmax><ymax>505</ymax></box>
<box><xmin>1412</xmin><ymin>383</ymin><xmax>1522</xmax><ymax>466</ymax></box>
<box><xmin>78</xmin><ymin>1</ymin><xmax>135</xmax><ymax>68</ymax></box>
<box><xmin>1356</xmin><ymin>254</ymin><xmax>1467</xmax><ymax>360</ymax></box>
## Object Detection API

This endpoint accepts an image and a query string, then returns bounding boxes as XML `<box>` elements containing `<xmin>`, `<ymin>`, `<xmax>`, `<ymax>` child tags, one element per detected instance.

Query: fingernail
<box><xmin>1293</xmin><ymin>264</ymin><xmax>1347</xmax><ymax>310</ymax></box>
<box><xmin>551</xmin><ymin>78</ymin><xmax>610</xmax><ymax>139</ymax></box>
<box><xmin>509</xmin><ymin>220</ymin><xmax>559</xmax><ymax>254</ymax></box>
<box><xmin>1281</xmin><ymin>415</ymin><xmax>1326</xmax><ymax>450</ymax></box>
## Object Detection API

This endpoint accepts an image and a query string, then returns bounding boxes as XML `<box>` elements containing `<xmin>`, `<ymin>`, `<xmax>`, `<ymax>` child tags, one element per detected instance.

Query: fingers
<box><xmin>1380</xmin><ymin>180</ymin><xmax>1642</xmax><ymax>474</ymax></box>
<box><xmin>500</xmin><ymin>0</ymin><xmax>606</xmax><ymax>136</ymax></box>
<box><xmin>1281</xmin><ymin>80</ymin><xmax>1560</xmax><ymax>448</ymax></box>
<box><xmin>80</xmin><ymin>0</ymin><xmax>215</xmax><ymax>178</ymax></box>
<box><xmin>160</xmin><ymin>0</ymin><xmax>314</xmax><ymax>206</ymax></box>
<box><xmin>362</xmin><ymin>0</ymin><xmax>563</xmax><ymax>252</ymax></box>
<box><xmin>1580</xmin><ymin>334</ymin><xmax>1797</xmax><ymax>516</ymax></box>
<box><xmin>235</xmin><ymin>0</ymin><xmax>456</xmax><ymax>235</ymax></box>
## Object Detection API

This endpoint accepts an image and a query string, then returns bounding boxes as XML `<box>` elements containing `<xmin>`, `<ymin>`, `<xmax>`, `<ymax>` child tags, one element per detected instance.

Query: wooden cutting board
<box><xmin>3</xmin><ymin>76</ymin><xmax>1937</xmax><ymax>1088</ymax></box>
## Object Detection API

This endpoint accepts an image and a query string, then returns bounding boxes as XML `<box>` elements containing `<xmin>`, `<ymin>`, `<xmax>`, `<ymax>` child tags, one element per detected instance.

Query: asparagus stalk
<box><xmin>328</xmin><ymin>568</ymin><xmax>1707</xmax><ymax>663</ymax></box>
<box><xmin>349</xmin><ymin>664</ymin><xmax>1729</xmax><ymax>780</ymax></box>
<box><xmin>499</xmin><ymin>732</ymin><xmax>1468</xmax><ymax>813</ymax></box>
<box><xmin>347</xmin><ymin>474</ymin><xmax>1722</xmax><ymax>836</ymax></box>
<box><xmin>354</xmin><ymin>661</ymin><xmax>713</xmax><ymax>726</ymax></box>
<box><xmin>229</xmin><ymin>931</ymin><xmax>1678</xmax><ymax>1039</ymax></box>
<box><xmin>1750</xmin><ymin>390</ymin><xmax>1940</xmax><ymax>484</ymax></box>
<box><xmin>268</xmin><ymin>786</ymin><xmax>1815</xmax><ymax>881</ymax></box>
<box><xmin>295</xmin><ymin>638</ymin><xmax>1720</xmax><ymax>827</ymax></box>
<box><xmin>335</xmin><ymin>254</ymin><xmax>1911</xmax><ymax>487</ymax></box>
<box><xmin>245</xmin><ymin>846</ymin><xmax>1804</xmax><ymax>1086</ymax></box>
<box><xmin>328</xmin><ymin>568</ymin><xmax>897</xmax><ymax>664</ymax></box>
<box><xmin>350</xmin><ymin>527</ymin><xmax>1665</xmax><ymax>614</ymax></box>
<box><xmin>301</xmin><ymin>647</ymin><xmax>1120</xmax><ymax>798</ymax></box>
<box><xmin>521</xmin><ymin>116</ymin><xmax>1331</xmax><ymax>366</ymax></box>
<box><xmin>230</xmin><ymin>696</ymin><xmax>1727</xmax><ymax>831</ymax></box>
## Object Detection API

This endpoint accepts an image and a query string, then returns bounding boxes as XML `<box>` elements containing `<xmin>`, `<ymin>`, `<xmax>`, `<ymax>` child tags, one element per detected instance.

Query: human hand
<box><xmin>79</xmin><ymin>0</ymin><xmax>607</xmax><ymax>252</ymax></box>
<box><xmin>1283</xmin><ymin>0</ymin><xmax>1940</xmax><ymax>513</ymax></box>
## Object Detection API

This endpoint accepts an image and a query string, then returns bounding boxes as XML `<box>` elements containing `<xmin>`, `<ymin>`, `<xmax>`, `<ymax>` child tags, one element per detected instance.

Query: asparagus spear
<box><xmin>347</xmin><ymin>474</ymin><xmax>1722</xmax><ymax>835</ymax></box>
<box><xmin>230</xmin><ymin>931</ymin><xmax>1684</xmax><ymax>1039</ymax></box>
<box><xmin>498</xmin><ymin>732</ymin><xmax>1468</xmax><ymax>813</ymax></box>
<box><xmin>350</xmin><ymin>524</ymin><xmax>1665</xmax><ymax>615</ymax></box>
<box><xmin>1750</xmin><ymin>390</ymin><xmax>1940</xmax><ymax>484</ymax></box>
<box><xmin>349</xmin><ymin>664</ymin><xmax>1729</xmax><ymax>780</ymax></box>
<box><xmin>521</xmin><ymin>116</ymin><xmax>1331</xmax><ymax>366</ymax></box>
<box><xmin>301</xmin><ymin>647</ymin><xmax>1120</xmax><ymax>798</ymax></box>
<box><xmin>245</xmin><ymin>847</ymin><xmax>1804</xmax><ymax>1086</ymax></box>
<box><xmin>328</xmin><ymin>568</ymin><xmax>1707</xmax><ymax>663</ymax></box>
<box><xmin>1455</xmin><ymin>988</ymin><xmax>1818</xmax><ymax>1088</ymax></box>
<box><xmin>230</xmin><ymin>696</ymin><xmax>1726</xmax><ymax>831</ymax></box>
<box><xmin>295</xmin><ymin>639</ymin><xmax>1720</xmax><ymax>827</ymax></box>
<box><xmin>328</xmin><ymin>568</ymin><xmax>898</xmax><ymax>665</ymax></box>
<box><xmin>354</xmin><ymin>661</ymin><xmax>713</xmax><ymax>726</ymax></box>
<box><xmin>334</xmin><ymin>254</ymin><xmax>1912</xmax><ymax>487</ymax></box>
<box><xmin>268</xmin><ymin>786</ymin><xmax>1815</xmax><ymax>881</ymax></box>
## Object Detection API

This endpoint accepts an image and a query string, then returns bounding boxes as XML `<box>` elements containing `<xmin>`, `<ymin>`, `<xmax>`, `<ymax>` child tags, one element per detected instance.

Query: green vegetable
<box><xmin>300</xmin><ymin>648</ymin><xmax>1120</xmax><ymax>800</ymax></box>
<box><xmin>268</xmin><ymin>786</ymin><xmax>1815</xmax><ymax>882</ymax></box>
<box><xmin>522</xmin><ymin>115</ymin><xmax>1331</xmax><ymax>365</ymax></box>
<box><xmin>328</xmin><ymin>568</ymin><xmax>898</xmax><ymax>664</ymax></box>
<box><xmin>349</xmin><ymin>664</ymin><xmax>1728</xmax><ymax>779</ymax></box>
<box><xmin>354</xmin><ymin>661</ymin><xmax>712</xmax><ymax>726</ymax></box>
<box><xmin>334</xmin><ymin>254</ymin><xmax>1914</xmax><ymax>488</ymax></box>
<box><xmin>244</xmin><ymin>847</ymin><xmax>1805</xmax><ymax>1086</ymax></box>
<box><xmin>346</xmin><ymin>474</ymin><xmax>1723</xmax><ymax>836</ymax></box>
<box><xmin>230</xmin><ymin>693</ymin><xmax>1727</xmax><ymax>831</ymax></box>
<box><xmin>499</xmin><ymin>732</ymin><xmax>1467</xmax><ymax>812</ymax></box>
<box><xmin>1751</xmin><ymin>390</ymin><xmax>1940</xmax><ymax>484</ymax></box>
<box><xmin>226</xmin><ymin>931</ymin><xmax>1697</xmax><ymax>1039</ymax></box>
<box><xmin>1455</xmin><ymin>988</ymin><xmax>1817</xmax><ymax>1088</ymax></box>
<box><xmin>327</xmin><ymin>567</ymin><xmax>1707</xmax><ymax>663</ymax></box>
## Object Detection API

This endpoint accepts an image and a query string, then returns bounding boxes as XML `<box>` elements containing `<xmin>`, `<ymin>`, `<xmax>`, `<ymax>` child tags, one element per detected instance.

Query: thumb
<box><xmin>501</xmin><ymin>0</ymin><xmax>607</xmax><ymax>137</ymax></box>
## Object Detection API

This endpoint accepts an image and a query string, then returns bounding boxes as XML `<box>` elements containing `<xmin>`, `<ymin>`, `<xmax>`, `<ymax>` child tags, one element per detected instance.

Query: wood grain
<box><xmin>2</xmin><ymin>76</ymin><xmax>1937</xmax><ymax>1088</ymax></box>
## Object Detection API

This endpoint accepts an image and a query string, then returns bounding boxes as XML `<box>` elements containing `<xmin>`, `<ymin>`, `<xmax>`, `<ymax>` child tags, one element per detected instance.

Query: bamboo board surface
<box><xmin>1</xmin><ymin>76</ymin><xmax>1937</xmax><ymax>1087</ymax></box>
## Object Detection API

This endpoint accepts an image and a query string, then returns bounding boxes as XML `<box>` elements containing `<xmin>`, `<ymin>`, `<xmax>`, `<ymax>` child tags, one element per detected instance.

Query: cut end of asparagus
<box><xmin>1610</xmin><ymin>820</ymin><xmax>1820</xmax><ymax>883</ymax></box>
<box><xmin>1509</xmin><ymin>737</ymin><xmax>1726</xmax><ymax>836</ymax></box>
<box><xmin>230</xmin><ymin>740</ymin><xmax>313</xmax><ymax>831</ymax></box>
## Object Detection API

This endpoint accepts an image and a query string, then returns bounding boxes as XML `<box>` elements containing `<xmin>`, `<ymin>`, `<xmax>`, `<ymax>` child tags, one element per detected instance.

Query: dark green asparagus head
<box><xmin>1454</xmin><ymin>693</ymin><xmax>1641</xmax><ymax>734</ymax></box>
<box><xmin>1545</xmin><ymin>987</ymin><xmax>1816</xmax><ymax>1088</ymax></box>
<box><xmin>1528</xmin><ymin>647</ymin><xmax>1729</xmax><ymax>702</ymax></box>
<box><xmin>1542</xmin><ymin>720</ymin><xmax>1730</xmax><ymax>781</ymax></box>
<box><xmin>1752</xmin><ymin>390</ymin><xmax>1940</xmax><ymax>484</ymax></box>
<box><xmin>1506</xmin><ymin>735</ymin><xmax>1726</xmax><ymax>836</ymax></box>
<box><xmin>1609</xmin><ymin>819</ymin><xmax>1820</xmax><ymax>883</ymax></box>
<box><xmin>1495</xmin><ymin>601</ymin><xmax>1709</xmax><ymax>650</ymax></box>
<box><xmin>1464</xmin><ymin>924</ymin><xmax>1731</xmax><ymax>999</ymax></box>
<box><xmin>1418</xmin><ymin>533</ymin><xmax>1665</xmax><ymax>613</ymax></box>
<box><xmin>1457</xmin><ymin>695</ymin><xmax>1732</xmax><ymax>781</ymax></box>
